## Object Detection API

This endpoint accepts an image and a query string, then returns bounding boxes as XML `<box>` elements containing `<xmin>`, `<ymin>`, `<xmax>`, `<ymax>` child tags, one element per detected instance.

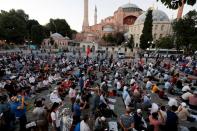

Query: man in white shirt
<box><xmin>50</xmin><ymin>90</ymin><xmax>62</xmax><ymax>104</ymax></box>
<box><xmin>181</xmin><ymin>91</ymin><xmax>193</xmax><ymax>101</ymax></box>
<box><xmin>146</xmin><ymin>80</ymin><xmax>152</xmax><ymax>90</ymax></box>
<box><xmin>182</xmin><ymin>85</ymin><xmax>191</xmax><ymax>92</ymax></box>
<box><xmin>125</xmin><ymin>95</ymin><xmax>131</xmax><ymax>108</ymax></box>
<box><xmin>164</xmin><ymin>81</ymin><xmax>171</xmax><ymax>89</ymax></box>
<box><xmin>80</xmin><ymin>115</ymin><xmax>91</xmax><ymax>131</ymax></box>
<box><xmin>116</xmin><ymin>80</ymin><xmax>121</xmax><ymax>90</ymax></box>
<box><xmin>29</xmin><ymin>76</ymin><xmax>35</xmax><ymax>84</ymax></box>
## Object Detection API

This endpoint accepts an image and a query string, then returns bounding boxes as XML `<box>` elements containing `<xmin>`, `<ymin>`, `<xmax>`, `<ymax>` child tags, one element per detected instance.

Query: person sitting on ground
<box><xmin>188</xmin><ymin>91</ymin><xmax>197</xmax><ymax>110</ymax></box>
<box><xmin>151</xmin><ymin>84</ymin><xmax>160</xmax><ymax>94</ymax></box>
<box><xmin>158</xmin><ymin>88</ymin><xmax>168</xmax><ymax>100</ymax></box>
<box><xmin>176</xmin><ymin>102</ymin><xmax>195</xmax><ymax>122</ymax></box>
<box><xmin>50</xmin><ymin>90</ymin><xmax>62</xmax><ymax>104</ymax></box>
<box><xmin>181</xmin><ymin>90</ymin><xmax>193</xmax><ymax>103</ymax></box>
<box><xmin>94</xmin><ymin>116</ymin><xmax>108</xmax><ymax>131</ymax></box>
<box><xmin>133</xmin><ymin>109</ymin><xmax>147</xmax><ymax>131</ymax></box>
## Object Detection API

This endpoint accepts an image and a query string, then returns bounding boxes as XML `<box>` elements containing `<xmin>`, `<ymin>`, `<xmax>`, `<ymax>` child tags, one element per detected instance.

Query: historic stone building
<box><xmin>76</xmin><ymin>0</ymin><xmax>143</xmax><ymax>42</ymax></box>
<box><xmin>129</xmin><ymin>8</ymin><xmax>173</xmax><ymax>48</ymax></box>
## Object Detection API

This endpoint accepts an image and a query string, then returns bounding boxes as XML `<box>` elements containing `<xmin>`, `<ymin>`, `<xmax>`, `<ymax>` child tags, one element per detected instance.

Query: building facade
<box><xmin>76</xmin><ymin>2</ymin><xmax>143</xmax><ymax>43</ymax></box>
<box><xmin>129</xmin><ymin>8</ymin><xmax>173</xmax><ymax>48</ymax></box>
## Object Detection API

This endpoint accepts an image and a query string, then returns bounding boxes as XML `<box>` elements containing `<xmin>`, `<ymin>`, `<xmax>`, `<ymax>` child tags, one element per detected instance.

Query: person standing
<box><xmin>166</xmin><ymin>106</ymin><xmax>178</xmax><ymax>131</ymax></box>
<box><xmin>50</xmin><ymin>102</ymin><xmax>61</xmax><ymax>131</ymax></box>
<box><xmin>80</xmin><ymin>114</ymin><xmax>91</xmax><ymax>131</ymax></box>
<box><xmin>32</xmin><ymin>99</ymin><xmax>48</xmax><ymax>131</ymax></box>
<box><xmin>10</xmin><ymin>95</ymin><xmax>27</xmax><ymax>131</ymax></box>
<box><xmin>119</xmin><ymin>107</ymin><xmax>135</xmax><ymax>131</ymax></box>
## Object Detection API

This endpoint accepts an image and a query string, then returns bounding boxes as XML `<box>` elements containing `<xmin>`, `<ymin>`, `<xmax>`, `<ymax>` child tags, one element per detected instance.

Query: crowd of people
<box><xmin>0</xmin><ymin>50</ymin><xmax>197</xmax><ymax>131</ymax></box>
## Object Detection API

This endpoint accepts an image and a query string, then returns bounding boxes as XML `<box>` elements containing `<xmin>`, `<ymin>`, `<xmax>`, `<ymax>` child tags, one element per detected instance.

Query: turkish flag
<box><xmin>86</xmin><ymin>47</ymin><xmax>90</xmax><ymax>56</ymax></box>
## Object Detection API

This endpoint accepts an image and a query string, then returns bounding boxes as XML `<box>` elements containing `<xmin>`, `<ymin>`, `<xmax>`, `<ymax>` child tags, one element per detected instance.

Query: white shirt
<box><xmin>51</xmin><ymin>110</ymin><xmax>60</xmax><ymax>127</ymax></box>
<box><xmin>69</xmin><ymin>88</ymin><xmax>76</xmax><ymax>98</ymax></box>
<box><xmin>50</xmin><ymin>92</ymin><xmax>62</xmax><ymax>103</ymax></box>
<box><xmin>80</xmin><ymin>120</ymin><xmax>90</xmax><ymax>131</ymax></box>
<box><xmin>125</xmin><ymin>95</ymin><xmax>131</xmax><ymax>107</ymax></box>
<box><xmin>165</xmin><ymin>81</ymin><xmax>171</xmax><ymax>89</ymax></box>
<box><xmin>100</xmin><ymin>94</ymin><xmax>107</xmax><ymax>105</ymax></box>
<box><xmin>117</xmin><ymin>81</ymin><xmax>121</xmax><ymax>90</ymax></box>
<box><xmin>43</xmin><ymin>80</ymin><xmax>49</xmax><ymax>86</ymax></box>
<box><xmin>182</xmin><ymin>86</ymin><xmax>191</xmax><ymax>92</ymax></box>
<box><xmin>168</xmin><ymin>98</ymin><xmax>178</xmax><ymax>107</ymax></box>
<box><xmin>146</xmin><ymin>81</ymin><xmax>152</xmax><ymax>89</ymax></box>
<box><xmin>181</xmin><ymin>92</ymin><xmax>193</xmax><ymax>100</ymax></box>
<box><xmin>29</xmin><ymin>76</ymin><xmax>35</xmax><ymax>83</ymax></box>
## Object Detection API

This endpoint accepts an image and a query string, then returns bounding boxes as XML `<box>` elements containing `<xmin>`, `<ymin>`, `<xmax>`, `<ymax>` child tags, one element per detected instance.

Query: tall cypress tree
<box><xmin>140</xmin><ymin>9</ymin><xmax>153</xmax><ymax>50</ymax></box>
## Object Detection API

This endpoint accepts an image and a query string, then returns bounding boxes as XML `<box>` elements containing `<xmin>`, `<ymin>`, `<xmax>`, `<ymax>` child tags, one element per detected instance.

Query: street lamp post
<box><xmin>148</xmin><ymin>41</ymin><xmax>154</xmax><ymax>48</ymax></box>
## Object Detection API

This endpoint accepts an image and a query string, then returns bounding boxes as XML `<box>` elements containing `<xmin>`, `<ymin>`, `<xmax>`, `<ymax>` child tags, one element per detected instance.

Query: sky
<box><xmin>0</xmin><ymin>0</ymin><xmax>196</xmax><ymax>32</ymax></box>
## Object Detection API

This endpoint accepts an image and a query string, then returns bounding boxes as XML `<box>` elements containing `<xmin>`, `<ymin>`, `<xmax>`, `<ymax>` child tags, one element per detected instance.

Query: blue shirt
<box><xmin>10</xmin><ymin>102</ymin><xmax>26</xmax><ymax>118</ymax></box>
<box><xmin>74</xmin><ymin>122</ymin><xmax>80</xmax><ymax>131</ymax></box>
<box><xmin>73</xmin><ymin>103</ymin><xmax>81</xmax><ymax>117</ymax></box>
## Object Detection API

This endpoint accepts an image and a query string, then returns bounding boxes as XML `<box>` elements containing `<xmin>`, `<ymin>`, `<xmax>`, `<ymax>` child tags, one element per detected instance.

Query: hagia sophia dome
<box><xmin>134</xmin><ymin>9</ymin><xmax>170</xmax><ymax>25</ymax></box>
<box><xmin>120</xmin><ymin>3</ymin><xmax>143</xmax><ymax>12</ymax></box>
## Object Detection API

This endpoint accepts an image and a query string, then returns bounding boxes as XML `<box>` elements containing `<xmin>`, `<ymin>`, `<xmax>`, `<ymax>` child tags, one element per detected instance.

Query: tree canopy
<box><xmin>46</xmin><ymin>19</ymin><xmax>72</xmax><ymax>39</ymax></box>
<box><xmin>155</xmin><ymin>36</ymin><xmax>174</xmax><ymax>49</ymax></box>
<box><xmin>0</xmin><ymin>9</ymin><xmax>76</xmax><ymax>45</ymax></box>
<box><xmin>172</xmin><ymin>10</ymin><xmax>197</xmax><ymax>51</ymax></box>
<box><xmin>157</xmin><ymin>0</ymin><xmax>196</xmax><ymax>9</ymax></box>
<box><xmin>140</xmin><ymin>9</ymin><xmax>153</xmax><ymax>50</ymax></box>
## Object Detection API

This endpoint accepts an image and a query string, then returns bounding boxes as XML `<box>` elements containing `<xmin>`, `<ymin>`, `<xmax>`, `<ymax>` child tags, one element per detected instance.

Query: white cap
<box><xmin>181</xmin><ymin>102</ymin><xmax>187</xmax><ymax>107</ymax></box>
<box><xmin>137</xmin><ymin>109</ymin><xmax>142</xmax><ymax>113</ymax></box>
<box><xmin>130</xmin><ymin>79</ymin><xmax>135</xmax><ymax>85</ymax></box>
<box><xmin>101</xmin><ymin>116</ymin><xmax>106</xmax><ymax>121</ymax></box>
<box><xmin>53</xmin><ymin>90</ymin><xmax>58</xmax><ymax>93</ymax></box>
<box><xmin>182</xmin><ymin>85</ymin><xmax>190</xmax><ymax>92</ymax></box>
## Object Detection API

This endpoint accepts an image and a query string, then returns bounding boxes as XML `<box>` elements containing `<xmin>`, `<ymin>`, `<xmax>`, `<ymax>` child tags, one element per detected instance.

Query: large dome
<box><xmin>121</xmin><ymin>3</ymin><xmax>139</xmax><ymax>9</ymax></box>
<box><xmin>134</xmin><ymin>9</ymin><xmax>170</xmax><ymax>25</ymax></box>
<box><xmin>50</xmin><ymin>33</ymin><xmax>64</xmax><ymax>39</ymax></box>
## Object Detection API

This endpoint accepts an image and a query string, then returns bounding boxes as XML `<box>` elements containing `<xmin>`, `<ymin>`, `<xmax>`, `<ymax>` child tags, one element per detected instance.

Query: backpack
<box><xmin>0</xmin><ymin>103</ymin><xmax>11</xmax><ymax>128</ymax></box>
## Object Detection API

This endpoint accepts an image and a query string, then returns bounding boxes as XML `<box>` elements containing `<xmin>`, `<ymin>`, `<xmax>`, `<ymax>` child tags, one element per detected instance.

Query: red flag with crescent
<box><xmin>86</xmin><ymin>47</ymin><xmax>90</xmax><ymax>56</ymax></box>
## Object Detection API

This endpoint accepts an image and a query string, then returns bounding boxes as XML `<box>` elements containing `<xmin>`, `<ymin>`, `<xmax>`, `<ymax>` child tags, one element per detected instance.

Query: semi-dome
<box><xmin>50</xmin><ymin>33</ymin><xmax>64</xmax><ymax>39</ymax></box>
<box><xmin>121</xmin><ymin>3</ymin><xmax>139</xmax><ymax>9</ymax></box>
<box><xmin>134</xmin><ymin>9</ymin><xmax>170</xmax><ymax>25</ymax></box>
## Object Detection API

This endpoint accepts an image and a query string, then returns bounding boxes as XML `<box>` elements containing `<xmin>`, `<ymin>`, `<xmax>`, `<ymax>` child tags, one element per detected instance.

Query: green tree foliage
<box><xmin>157</xmin><ymin>0</ymin><xmax>196</xmax><ymax>9</ymax></box>
<box><xmin>127</xmin><ymin>34</ymin><xmax>134</xmax><ymax>49</ymax></box>
<box><xmin>140</xmin><ymin>9</ymin><xmax>153</xmax><ymax>50</ymax></box>
<box><xmin>31</xmin><ymin>25</ymin><xmax>45</xmax><ymax>45</ymax></box>
<box><xmin>0</xmin><ymin>9</ymin><xmax>28</xmax><ymax>44</ymax></box>
<box><xmin>114</xmin><ymin>32</ymin><xmax>125</xmax><ymax>45</ymax></box>
<box><xmin>155</xmin><ymin>36</ymin><xmax>174</xmax><ymax>49</ymax></box>
<box><xmin>26</xmin><ymin>19</ymin><xmax>39</xmax><ymax>38</ymax></box>
<box><xmin>172</xmin><ymin>10</ymin><xmax>197</xmax><ymax>51</ymax></box>
<box><xmin>46</xmin><ymin>19</ymin><xmax>72</xmax><ymax>38</ymax></box>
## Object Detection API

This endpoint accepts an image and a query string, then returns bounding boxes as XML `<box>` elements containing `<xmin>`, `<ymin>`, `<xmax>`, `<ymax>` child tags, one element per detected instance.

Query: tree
<box><xmin>127</xmin><ymin>34</ymin><xmax>134</xmax><ymax>49</ymax></box>
<box><xmin>31</xmin><ymin>25</ymin><xmax>45</xmax><ymax>45</ymax></box>
<box><xmin>26</xmin><ymin>19</ymin><xmax>39</xmax><ymax>38</ymax></box>
<box><xmin>172</xmin><ymin>10</ymin><xmax>197</xmax><ymax>52</ymax></box>
<box><xmin>46</xmin><ymin>19</ymin><xmax>72</xmax><ymax>38</ymax></box>
<box><xmin>114</xmin><ymin>32</ymin><xmax>125</xmax><ymax>45</ymax></box>
<box><xmin>155</xmin><ymin>36</ymin><xmax>174</xmax><ymax>49</ymax></box>
<box><xmin>157</xmin><ymin>0</ymin><xmax>196</xmax><ymax>9</ymax></box>
<box><xmin>140</xmin><ymin>9</ymin><xmax>153</xmax><ymax>50</ymax></box>
<box><xmin>0</xmin><ymin>9</ymin><xmax>28</xmax><ymax>44</ymax></box>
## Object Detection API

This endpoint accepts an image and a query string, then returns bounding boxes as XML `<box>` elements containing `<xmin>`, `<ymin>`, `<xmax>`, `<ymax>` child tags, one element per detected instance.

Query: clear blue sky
<box><xmin>0</xmin><ymin>0</ymin><xmax>196</xmax><ymax>32</ymax></box>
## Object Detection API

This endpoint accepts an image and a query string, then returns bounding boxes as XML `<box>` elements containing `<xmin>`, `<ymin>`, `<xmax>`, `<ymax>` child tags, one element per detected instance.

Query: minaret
<box><xmin>94</xmin><ymin>5</ymin><xmax>97</xmax><ymax>25</ymax></box>
<box><xmin>82</xmin><ymin>0</ymin><xmax>89</xmax><ymax>31</ymax></box>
